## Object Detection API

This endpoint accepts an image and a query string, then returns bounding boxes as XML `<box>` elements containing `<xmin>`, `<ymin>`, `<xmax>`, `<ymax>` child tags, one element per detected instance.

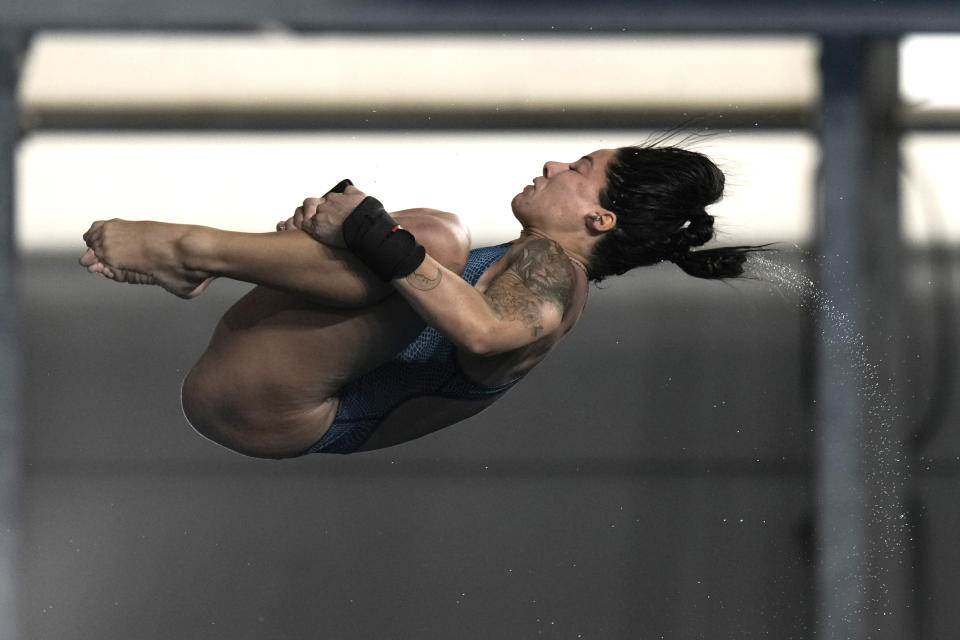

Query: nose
<box><xmin>542</xmin><ymin>161</ymin><xmax>565</xmax><ymax>178</ymax></box>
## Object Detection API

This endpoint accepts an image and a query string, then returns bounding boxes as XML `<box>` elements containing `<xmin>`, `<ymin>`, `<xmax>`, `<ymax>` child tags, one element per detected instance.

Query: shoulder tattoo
<box><xmin>511</xmin><ymin>238</ymin><xmax>575</xmax><ymax>314</ymax></box>
<box><xmin>483</xmin><ymin>239</ymin><xmax>575</xmax><ymax>339</ymax></box>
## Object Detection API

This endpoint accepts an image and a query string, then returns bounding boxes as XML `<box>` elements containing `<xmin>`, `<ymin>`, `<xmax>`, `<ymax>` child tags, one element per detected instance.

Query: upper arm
<box><xmin>479</xmin><ymin>239</ymin><xmax>576</xmax><ymax>350</ymax></box>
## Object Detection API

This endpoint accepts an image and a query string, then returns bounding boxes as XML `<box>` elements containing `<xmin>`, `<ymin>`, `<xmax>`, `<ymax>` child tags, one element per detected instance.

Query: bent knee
<box><xmin>181</xmin><ymin>365</ymin><xmax>330</xmax><ymax>460</ymax></box>
<box><xmin>180</xmin><ymin>366</ymin><xmax>241</xmax><ymax>453</ymax></box>
<box><xmin>394</xmin><ymin>209</ymin><xmax>470</xmax><ymax>275</ymax></box>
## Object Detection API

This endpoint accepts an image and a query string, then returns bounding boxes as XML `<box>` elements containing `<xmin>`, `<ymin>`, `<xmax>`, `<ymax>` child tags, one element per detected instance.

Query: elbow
<box><xmin>460</xmin><ymin>336</ymin><xmax>495</xmax><ymax>358</ymax></box>
<box><xmin>459</xmin><ymin>326</ymin><xmax>501</xmax><ymax>358</ymax></box>
<box><xmin>455</xmin><ymin>328</ymin><xmax>493</xmax><ymax>356</ymax></box>
<box><xmin>464</xmin><ymin>342</ymin><xmax>498</xmax><ymax>358</ymax></box>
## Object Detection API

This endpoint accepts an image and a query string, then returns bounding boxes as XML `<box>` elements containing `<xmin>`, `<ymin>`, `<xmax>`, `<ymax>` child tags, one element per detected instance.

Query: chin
<box><xmin>510</xmin><ymin>195</ymin><xmax>528</xmax><ymax>224</ymax></box>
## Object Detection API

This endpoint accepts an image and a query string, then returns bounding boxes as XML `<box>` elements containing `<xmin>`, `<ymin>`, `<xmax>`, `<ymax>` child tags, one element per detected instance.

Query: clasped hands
<box><xmin>276</xmin><ymin>184</ymin><xmax>367</xmax><ymax>249</ymax></box>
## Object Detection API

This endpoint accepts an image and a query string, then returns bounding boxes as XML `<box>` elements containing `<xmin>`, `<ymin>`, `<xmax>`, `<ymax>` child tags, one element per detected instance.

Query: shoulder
<box><xmin>507</xmin><ymin>237</ymin><xmax>577</xmax><ymax>314</ymax></box>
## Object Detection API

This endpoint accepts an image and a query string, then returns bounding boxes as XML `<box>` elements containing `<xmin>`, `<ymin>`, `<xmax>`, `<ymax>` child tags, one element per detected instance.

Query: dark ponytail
<box><xmin>667</xmin><ymin>211</ymin><xmax>752</xmax><ymax>279</ymax></box>
<box><xmin>588</xmin><ymin>144</ymin><xmax>758</xmax><ymax>282</ymax></box>
<box><xmin>671</xmin><ymin>246</ymin><xmax>753</xmax><ymax>279</ymax></box>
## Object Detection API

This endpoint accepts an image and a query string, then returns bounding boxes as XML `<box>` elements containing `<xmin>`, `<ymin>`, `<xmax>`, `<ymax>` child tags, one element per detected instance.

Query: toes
<box><xmin>79</xmin><ymin>247</ymin><xmax>99</xmax><ymax>267</ymax></box>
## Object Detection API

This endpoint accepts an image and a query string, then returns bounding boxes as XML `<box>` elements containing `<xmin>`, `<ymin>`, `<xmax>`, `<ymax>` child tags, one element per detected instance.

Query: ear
<box><xmin>586</xmin><ymin>209</ymin><xmax>617</xmax><ymax>233</ymax></box>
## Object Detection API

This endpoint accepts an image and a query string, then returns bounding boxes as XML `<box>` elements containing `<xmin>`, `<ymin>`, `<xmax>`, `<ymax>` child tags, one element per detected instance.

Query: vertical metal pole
<box><xmin>816</xmin><ymin>38</ymin><xmax>868</xmax><ymax>640</ymax></box>
<box><xmin>816</xmin><ymin>36</ymin><xmax>909</xmax><ymax>640</ymax></box>
<box><xmin>0</xmin><ymin>30</ymin><xmax>22</xmax><ymax>640</ymax></box>
<box><xmin>859</xmin><ymin>38</ymin><xmax>912</xmax><ymax>640</ymax></box>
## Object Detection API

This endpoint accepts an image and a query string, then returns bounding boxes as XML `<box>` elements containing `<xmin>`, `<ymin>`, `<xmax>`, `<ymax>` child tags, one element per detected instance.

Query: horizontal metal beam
<box><xmin>28</xmin><ymin>103</ymin><xmax>960</xmax><ymax>133</ymax></box>
<box><xmin>0</xmin><ymin>0</ymin><xmax>959</xmax><ymax>34</ymax></box>
<box><xmin>903</xmin><ymin>110</ymin><xmax>960</xmax><ymax>130</ymax></box>
<box><xmin>20</xmin><ymin>106</ymin><xmax>813</xmax><ymax>132</ymax></box>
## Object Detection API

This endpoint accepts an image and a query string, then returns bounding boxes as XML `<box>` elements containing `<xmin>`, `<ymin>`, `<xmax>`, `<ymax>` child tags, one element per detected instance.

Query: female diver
<box><xmin>80</xmin><ymin>144</ymin><xmax>753</xmax><ymax>458</ymax></box>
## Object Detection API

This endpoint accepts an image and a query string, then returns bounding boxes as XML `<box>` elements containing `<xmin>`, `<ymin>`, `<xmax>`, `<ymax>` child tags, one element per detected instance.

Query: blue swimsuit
<box><xmin>308</xmin><ymin>243</ymin><xmax>520</xmax><ymax>454</ymax></box>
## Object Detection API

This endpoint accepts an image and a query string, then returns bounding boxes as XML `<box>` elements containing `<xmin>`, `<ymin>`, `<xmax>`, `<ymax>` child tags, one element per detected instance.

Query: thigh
<box><xmin>199</xmin><ymin>286</ymin><xmax>423</xmax><ymax>398</ymax></box>
<box><xmin>214</xmin><ymin>286</ymin><xmax>426</xmax><ymax>397</ymax></box>
<box><xmin>184</xmin><ymin>286</ymin><xmax>429</xmax><ymax>457</ymax></box>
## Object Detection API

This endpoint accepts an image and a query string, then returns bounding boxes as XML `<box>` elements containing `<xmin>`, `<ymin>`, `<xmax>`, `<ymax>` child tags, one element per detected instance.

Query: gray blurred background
<box><xmin>3</xmin><ymin>2</ymin><xmax>960</xmax><ymax>639</ymax></box>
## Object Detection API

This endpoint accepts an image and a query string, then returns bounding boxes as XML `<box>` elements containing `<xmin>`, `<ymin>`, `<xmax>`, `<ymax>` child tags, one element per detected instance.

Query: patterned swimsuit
<box><xmin>308</xmin><ymin>243</ymin><xmax>520</xmax><ymax>454</ymax></box>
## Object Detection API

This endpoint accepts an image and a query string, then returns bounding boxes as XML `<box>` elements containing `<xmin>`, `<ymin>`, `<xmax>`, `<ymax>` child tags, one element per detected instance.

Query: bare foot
<box><xmin>80</xmin><ymin>220</ymin><xmax>213</xmax><ymax>299</ymax></box>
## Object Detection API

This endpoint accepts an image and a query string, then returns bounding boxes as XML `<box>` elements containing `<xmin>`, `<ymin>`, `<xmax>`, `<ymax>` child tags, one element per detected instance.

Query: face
<box><xmin>511</xmin><ymin>148</ymin><xmax>617</xmax><ymax>233</ymax></box>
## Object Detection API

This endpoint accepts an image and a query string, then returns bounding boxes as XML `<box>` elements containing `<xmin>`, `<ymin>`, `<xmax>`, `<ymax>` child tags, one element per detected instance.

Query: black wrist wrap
<box><xmin>341</xmin><ymin>196</ymin><xmax>426</xmax><ymax>281</ymax></box>
<box><xmin>328</xmin><ymin>178</ymin><xmax>353</xmax><ymax>194</ymax></box>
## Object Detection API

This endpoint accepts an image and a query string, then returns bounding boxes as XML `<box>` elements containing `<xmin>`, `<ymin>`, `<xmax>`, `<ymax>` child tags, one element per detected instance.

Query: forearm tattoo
<box><xmin>484</xmin><ymin>238</ymin><xmax>574</xmax><ymax>338</ymax></box>
<box><xmin>405</xmin><ymin>264</ymin><xmax>443</xmax><ymax>291</ymax></box>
